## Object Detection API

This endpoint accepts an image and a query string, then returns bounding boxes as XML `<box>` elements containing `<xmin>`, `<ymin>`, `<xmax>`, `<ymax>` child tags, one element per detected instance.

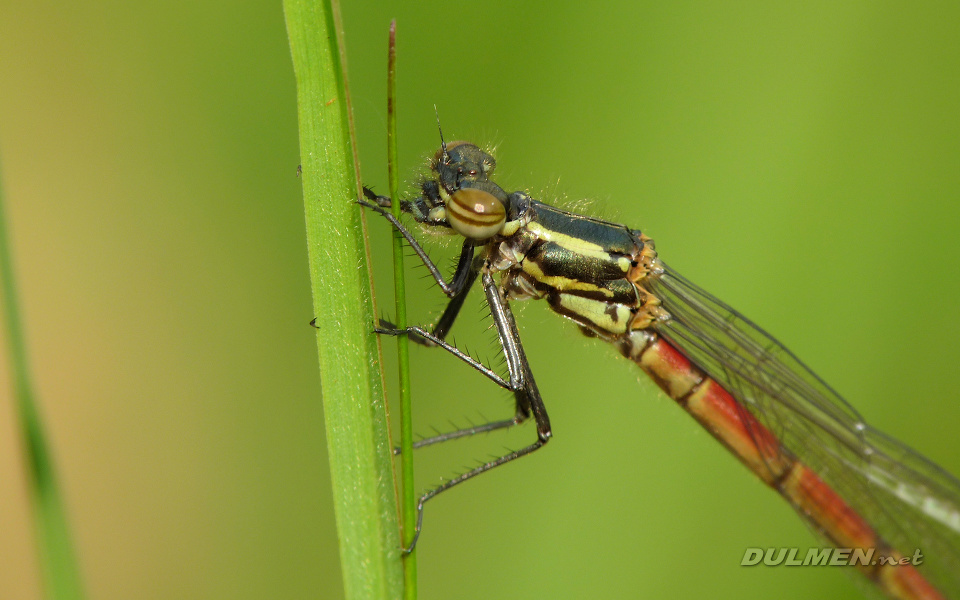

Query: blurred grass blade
<box><xmin>284</xmin><ymin>1</ymin><xmax>403</xmax><ymax>599</ymax></box>
<box><xmin>0</xmin><ymin>161</ymin><xmax>86</xmax><ymax>598</ymax></box>
<box><xmin>385</xmin><ymin>20</ymin><xmax>418</xmax><ymax>600</ymax></box>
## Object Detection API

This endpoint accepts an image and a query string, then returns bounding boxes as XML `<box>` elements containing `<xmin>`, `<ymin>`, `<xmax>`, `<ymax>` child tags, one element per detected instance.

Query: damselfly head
<box><xmin>432</xmin><ymin>141</ymin><xmax>496</xmax><ymax>184</ymax></box>
<box><xmin>425</xmin><ymin>142</ymin><xmax>507</xmax><ymax>243</ymax></box>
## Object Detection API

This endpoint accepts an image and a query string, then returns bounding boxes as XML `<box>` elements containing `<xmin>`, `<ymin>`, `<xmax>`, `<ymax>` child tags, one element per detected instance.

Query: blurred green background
<box><xmin>1</xmin><ymin>2</ymin><xmax>958</xmax><ymax>599</ymax></box>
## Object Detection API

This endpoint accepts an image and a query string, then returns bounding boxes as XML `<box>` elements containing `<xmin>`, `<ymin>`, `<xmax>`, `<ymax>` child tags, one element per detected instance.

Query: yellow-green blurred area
<box><xmin>1</xmin><ymin>1</ymin><xmax>958</xmax><ymax>599</ymax></box>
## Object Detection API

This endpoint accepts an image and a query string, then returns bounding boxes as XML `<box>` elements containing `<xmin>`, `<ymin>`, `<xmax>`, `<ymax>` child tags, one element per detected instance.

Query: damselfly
<box><xmin>362</xmin><ymin>140</ymin><xmax>960</xmax><ymax>600</ymax></box>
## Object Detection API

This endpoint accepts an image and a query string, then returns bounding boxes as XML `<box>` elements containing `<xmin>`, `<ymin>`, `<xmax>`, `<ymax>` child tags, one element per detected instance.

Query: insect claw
<box><xmin>362</xmin><ymin>185</ymin><xmax>392</xmax><ymax>207</ymax></box>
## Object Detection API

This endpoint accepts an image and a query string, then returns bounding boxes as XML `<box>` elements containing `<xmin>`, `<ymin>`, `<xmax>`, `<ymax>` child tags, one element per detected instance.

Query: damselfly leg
<box><xmin>362</xmin><ymin>187</ymin><xmax>482</xmax><ymax>346</ymax></box>
<box><xmin>361</xmin><ymin>187</ymin><xmax>477</xmax><ymax>302</ymax></box>
<box><xmin>362</xmin><ymin>193</ymin><xmax>552</xmax><ymax>552</ymax></box>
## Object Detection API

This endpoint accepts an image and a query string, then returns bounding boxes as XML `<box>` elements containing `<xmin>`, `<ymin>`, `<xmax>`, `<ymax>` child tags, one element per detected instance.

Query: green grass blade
<box><xmin>0</xmin><ymin>161</ymin><xmax>86</xmax><ymax>598</ymax></box>
<box><xmin>384</xmin><ymin>21</ymin><xmax>418</xmax><ymax>600</ymax></box>
<box><xmin>283</xmin><ymin>2</ymin><xmax>403</xmax><ymax>599</ymax></box>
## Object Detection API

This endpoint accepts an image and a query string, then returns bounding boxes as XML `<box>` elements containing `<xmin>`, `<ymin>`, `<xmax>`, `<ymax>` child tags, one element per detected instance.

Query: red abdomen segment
<box><xmin>629</xmin><ymin>334</ymin><xmax>944</xmax><ymax>600</ymax></box>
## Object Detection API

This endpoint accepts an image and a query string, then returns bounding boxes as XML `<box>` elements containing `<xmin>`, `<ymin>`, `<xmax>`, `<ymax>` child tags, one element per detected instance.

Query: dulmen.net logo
<box><xmin>741</xmin><ymin>547</ymin><xmax>925</xmax><ymax>567</ymax></box>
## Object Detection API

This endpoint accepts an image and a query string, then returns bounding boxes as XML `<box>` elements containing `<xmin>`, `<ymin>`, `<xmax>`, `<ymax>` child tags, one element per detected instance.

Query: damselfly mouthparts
<box><xmin>361</xmin><ymin>141</ymin><xmax>960</xmax><ymax>600</ymax></box>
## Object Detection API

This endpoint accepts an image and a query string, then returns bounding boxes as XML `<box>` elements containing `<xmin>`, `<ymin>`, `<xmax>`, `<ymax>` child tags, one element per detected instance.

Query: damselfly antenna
<box><xmin>434</xmin><ymin>104</ymin><xmax>448</xmax><ymax>164</ymax></box>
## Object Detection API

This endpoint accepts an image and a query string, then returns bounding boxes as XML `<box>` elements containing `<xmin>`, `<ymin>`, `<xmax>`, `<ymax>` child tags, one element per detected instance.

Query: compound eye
<box><xmin>447</xmin><ymin>188</ymin><xmax>506</xmax><ymax>241</ymax></box>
